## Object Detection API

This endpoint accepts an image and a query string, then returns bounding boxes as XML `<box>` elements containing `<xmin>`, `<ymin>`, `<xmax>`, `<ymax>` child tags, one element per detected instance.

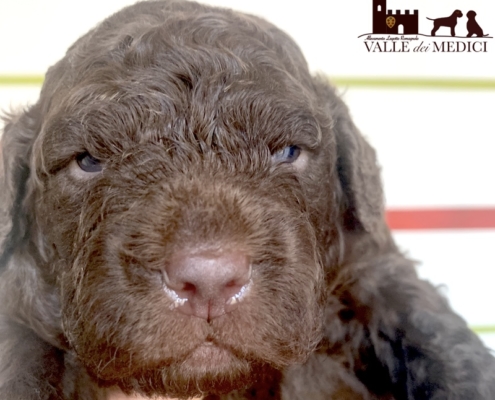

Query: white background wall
<box><xmin>1</xmin><ymin>0</ymin><xmax>495</xmax><ymax>346</ymax></box>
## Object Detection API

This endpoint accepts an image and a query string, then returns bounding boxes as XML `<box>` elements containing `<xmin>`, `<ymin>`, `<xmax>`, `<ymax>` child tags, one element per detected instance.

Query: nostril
<box><xmin>180</xmin><ymin>282</ymin><xmax>196</xmax><ymax>294</ymax></box>
<box><xmin>161</xmin><ymin>269</ymin><xmax>196</xmax><ymax>292</ymax></box>
<box><xmin>223</xmin><ymin>267</ymin><xmax>252</xmax><ymax>299</ymax></box>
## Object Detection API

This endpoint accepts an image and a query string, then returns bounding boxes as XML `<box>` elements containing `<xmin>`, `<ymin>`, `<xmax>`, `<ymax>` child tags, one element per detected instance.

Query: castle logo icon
<box><xmin>373</xmin><ymin>0</ymin><xmax>419</xmax><ymax>35</ymax></box>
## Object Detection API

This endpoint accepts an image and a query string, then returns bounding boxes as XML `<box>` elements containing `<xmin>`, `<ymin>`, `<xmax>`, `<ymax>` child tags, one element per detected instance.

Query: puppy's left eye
<box><xmin>76</xmin><ymin>152</ymin><xmax>103</xmax><ymax>173</ymax></box>
<box><xmin>272</xmin><ymin>146</ymin><xmax>301</xmax><ymax>164</ymax></box>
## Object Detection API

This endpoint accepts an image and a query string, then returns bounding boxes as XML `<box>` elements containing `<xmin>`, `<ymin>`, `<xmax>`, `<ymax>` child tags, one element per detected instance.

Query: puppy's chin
<box><xmin>98</xmin><ymin>343</ymin><xmax>265</xmax><ymax>398</ymax></box>
<box><xmin>107</xmin><ymin>388</ymin><xmax>203</xmax><ymax>400</ymax></box>
<box><xmin>180</xmin><ymin>342</ymin><xmax>240</xmax><ymax>371</ymax></box>
<box><xmin>104</xmin><ymin>389</ymin><xmax>202</xmax><ymax>400</ymax></box>
<box><xmin>106</xmin><ymin>389</ymin><xmax>171</xmax><ymax>400</ymax></box>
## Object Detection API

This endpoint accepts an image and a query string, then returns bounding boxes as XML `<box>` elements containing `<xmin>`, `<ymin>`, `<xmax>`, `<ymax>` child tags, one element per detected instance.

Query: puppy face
<box><xmin>1</xmin><ymin>1</ymin><xmax>385</xmax><ymax>397</ymax></box>
<box><xmin>42</xmin><ymin>75</ymin><xmax>323</xmax><ymax>394</ymax></box>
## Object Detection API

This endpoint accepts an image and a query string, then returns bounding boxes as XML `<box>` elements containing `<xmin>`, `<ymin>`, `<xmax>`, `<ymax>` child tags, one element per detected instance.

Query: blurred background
<box><xmin>1</xmin><ymin>0</ymin><xmax>494</xmax><ymax>347</ymax></box>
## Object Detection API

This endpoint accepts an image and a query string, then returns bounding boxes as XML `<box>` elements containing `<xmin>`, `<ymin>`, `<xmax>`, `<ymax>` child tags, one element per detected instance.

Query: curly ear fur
<box><xmin>302</xmin><ymin>77</ymin><xmax>495</xmax><ymax>399</ymax></box>
<box><xmin>0</xmin><ymin>106</ymin><xmax>66</xmax><ymax>398</ymax></box>
<box><xmin>0</xmin><ymin>108</ymin><xmax>38</xmax><ymax>268</ymax></box>
<box><xmin>332</xmin><ymin>97</ymin><xmax>384</xmax><ymax>235</ymax></box>
<box><xmin>311</xmin><ymin>77</ymin><xmax>388</xmax><ymax>238</ymax></box>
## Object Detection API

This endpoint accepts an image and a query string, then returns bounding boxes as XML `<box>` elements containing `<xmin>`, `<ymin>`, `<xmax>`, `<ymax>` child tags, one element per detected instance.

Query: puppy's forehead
<box><xmin>42</xmin><ymin>1</ymin><xmax>312</xmax><ymax>112</ymax></box>
<box><xmin>39</xmin><ymin>1</ymin><xmax>320</xmax><ymax>150</ymax></box>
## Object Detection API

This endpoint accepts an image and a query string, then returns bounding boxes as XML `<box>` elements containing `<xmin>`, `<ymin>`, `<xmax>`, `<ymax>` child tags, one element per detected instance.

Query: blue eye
<box><xmin>76</xmin><ymin>152</ymin><xmax>103</xmax><ymax>173</ymax></box>
<box><xmin>272</xmin><ymin>146</ymin><xmax>301</xmax><ymax>164</ymax></box>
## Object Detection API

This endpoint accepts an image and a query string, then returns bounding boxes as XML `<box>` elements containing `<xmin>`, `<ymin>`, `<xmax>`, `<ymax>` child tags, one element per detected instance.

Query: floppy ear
<box><xmin>0</xmin><ymin>106</ymin><xmax>41</xmax><ymax>269</ymax></box>
<box><xmin>312</xmin><ymin>77</ymin><xmax>387</xmax><ymax>239</ymax></box>
<box><xmin>0</xmin><ymin>105</ymin><xmax>62</xmax><ymax>342</ymax></box>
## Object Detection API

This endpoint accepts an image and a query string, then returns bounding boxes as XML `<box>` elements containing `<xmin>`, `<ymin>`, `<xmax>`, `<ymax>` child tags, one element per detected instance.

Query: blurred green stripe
<box><xmin>330</xmin><ymin>77</ymin><xmax>495</xmax><ymax>90</ymax></box>
<box><xmin>0</xmin><ymin>75</ymin><xmax>44</xmax><ymax>85</ymax></box>
<box><xmin>1</xmin><ymin>75</ymin><xmax>494</xmax><ymax>90</ymax></box>
<box><xmin>471</xmin><ymin>326</ymin><xmax>495</xmax><ymax>334</ymax></box>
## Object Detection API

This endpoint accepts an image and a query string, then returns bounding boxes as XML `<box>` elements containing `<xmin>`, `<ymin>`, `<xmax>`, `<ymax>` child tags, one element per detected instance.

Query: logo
<box><xmin>386</xmin><ymin>16</ymin><xmax>396</xmax><ymax>29</ymax></box>
<box><xmin>359</xmin><ymin>0</ymin><xmax>492</xmax><ymax>53</ymax></box>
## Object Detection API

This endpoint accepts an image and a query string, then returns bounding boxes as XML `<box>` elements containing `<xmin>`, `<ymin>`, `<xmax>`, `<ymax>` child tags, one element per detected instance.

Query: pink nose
<box><xmin>164</xmin><ymin>249</ymin><xmax>252</xmax><ymax>320</ymax></box>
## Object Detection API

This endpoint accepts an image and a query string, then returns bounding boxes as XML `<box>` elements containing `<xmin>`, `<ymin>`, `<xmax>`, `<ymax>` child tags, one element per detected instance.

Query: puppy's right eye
<box><xmin>272</xmin><ymin>146</ymin><xmax>301</xmax><ymax>164</ymax></box>
<box><xmin>76</xmin><ymin>152</ymin><xmax>103</xmax><ymax>173</ymax></box>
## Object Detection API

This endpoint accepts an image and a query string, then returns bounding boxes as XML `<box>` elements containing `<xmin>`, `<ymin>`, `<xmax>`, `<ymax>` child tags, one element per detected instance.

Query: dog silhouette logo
<box><xmin>427</xmin><ymin>10</ymin><xmax>463</xmax><ymax>37</ymax></box>
<box><xmin>466</xmin><ymin>10</ymin><xmax>489</xmax><ymax>37</ymax></box>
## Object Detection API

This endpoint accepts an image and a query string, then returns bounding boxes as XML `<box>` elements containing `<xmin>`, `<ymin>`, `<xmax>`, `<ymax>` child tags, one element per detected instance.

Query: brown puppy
<box><xmin>466</xmin><ymin>10</ymin><xmax>488</xmax><ymax>37</ymax></box>
<box><xmin>1</xmin><ymin>1</ymin><xmax>495</xmax><ymax>399</ymax></box>
<box><xmin>427</xmin><ymin>9</ymin><xmax>463</xmax><ymax>36</ymax></box>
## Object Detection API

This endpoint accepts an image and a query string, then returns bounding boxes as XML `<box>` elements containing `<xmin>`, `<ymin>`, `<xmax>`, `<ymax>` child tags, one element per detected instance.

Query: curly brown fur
<box><xmin>1</xmin><ymin>1</ymin><xmax>495</xmax><ymax>399</ymax></box>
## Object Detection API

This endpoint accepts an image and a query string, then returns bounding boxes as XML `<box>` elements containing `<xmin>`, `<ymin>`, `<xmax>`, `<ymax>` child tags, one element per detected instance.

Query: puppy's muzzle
<box><xmin>162</xmin><ymin>248</ymin><xmax>252</xmax><ymax>320</ymax></box>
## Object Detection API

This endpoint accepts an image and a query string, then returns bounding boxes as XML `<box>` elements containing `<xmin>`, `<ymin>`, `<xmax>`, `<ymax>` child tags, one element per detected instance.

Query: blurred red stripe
<box><xmin>386</xmin><ymin>208</ymin><xmax>495</xmax><ymax>230</ymax></box>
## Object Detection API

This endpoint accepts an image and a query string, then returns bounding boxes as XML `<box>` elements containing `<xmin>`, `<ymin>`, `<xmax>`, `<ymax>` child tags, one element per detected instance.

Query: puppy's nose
<box><xmin>164</xmin><ymin>249</ymin><xmax>252</xmax><ymax>320</ymax></box>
